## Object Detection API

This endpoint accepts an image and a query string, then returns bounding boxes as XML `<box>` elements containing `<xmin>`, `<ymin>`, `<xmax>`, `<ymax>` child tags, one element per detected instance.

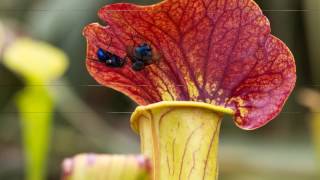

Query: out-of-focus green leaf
<box><xmin>62</xmin><ymin>154</ymin><xmax>151</xmax><ymax>180</ymax></box>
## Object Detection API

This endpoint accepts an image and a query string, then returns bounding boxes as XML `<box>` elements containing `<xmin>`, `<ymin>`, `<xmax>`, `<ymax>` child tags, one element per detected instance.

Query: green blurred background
<box><xmin>0</xmin><ymin>0</ymin><xmax>319</xmax><ymax>179</ymax></box>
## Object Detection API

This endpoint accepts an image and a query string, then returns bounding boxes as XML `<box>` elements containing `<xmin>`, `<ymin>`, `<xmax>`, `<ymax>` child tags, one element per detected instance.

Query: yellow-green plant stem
<box><xmin>16</xmin><ymin>86</ymin><xmax>53</xmax><ymax>180</ymax></box>
<box><xmin>131</xmin><ymin>101</ymin><xmax>234</xmax><ymax>180</ymax></box>
<box><xmin>62</xmin><ymin>154</ymin><xmax>151</xmax><ymax>180</ymax></box>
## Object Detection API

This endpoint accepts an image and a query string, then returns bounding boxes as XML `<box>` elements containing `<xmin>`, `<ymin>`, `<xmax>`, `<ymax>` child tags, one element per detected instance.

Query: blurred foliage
<box><xmin>0</xmin><ymin>0</ymin><xmax>318</xmax><ymax>179</ymax></box>
<box><xmin>0</xmin><ymin>65</ymin><xmax>22</xmax><ymax>109</ymax></box>
<box><xmin>298</xmin><ymin>88</ymin><xmax>320</xmax><ymax>176</ymax></box>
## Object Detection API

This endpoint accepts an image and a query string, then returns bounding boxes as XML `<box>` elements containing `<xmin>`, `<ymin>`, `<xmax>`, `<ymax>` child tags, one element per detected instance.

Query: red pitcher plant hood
<box><xmin>83</xmin><ymin>0</ymin><xmax>296</xmax><ymax>130</ymax></box>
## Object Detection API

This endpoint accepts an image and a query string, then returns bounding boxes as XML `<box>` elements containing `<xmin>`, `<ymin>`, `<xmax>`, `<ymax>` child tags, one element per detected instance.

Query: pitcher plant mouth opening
<box><xmin>130</xmin><ymin>101</ymin><xmax>234</xmax><ymax>180</ymax></box>
<box><xmin>131</xmin><ymin>101</ymin><xmax>234</xmax><ymax>133</ymax></box>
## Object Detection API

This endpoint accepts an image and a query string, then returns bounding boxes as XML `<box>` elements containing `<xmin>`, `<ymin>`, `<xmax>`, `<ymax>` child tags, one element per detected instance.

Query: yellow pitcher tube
<box><xmin>131</xmin><ymin>101</ymin><xmax>234</xmax><ymax>180</ymax></box>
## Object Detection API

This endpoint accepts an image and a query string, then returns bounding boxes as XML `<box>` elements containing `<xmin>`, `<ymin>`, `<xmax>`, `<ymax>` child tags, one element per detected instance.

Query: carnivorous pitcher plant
<box><xmin>66</xmin><ymin>0</ymin><xmax>296</xmax><ymax>179</ymax></box>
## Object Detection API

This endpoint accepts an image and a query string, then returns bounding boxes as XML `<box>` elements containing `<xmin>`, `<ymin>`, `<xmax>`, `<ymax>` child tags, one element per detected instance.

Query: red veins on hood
<box><xmin>83</xmin><ymin>0</ymin><xmax>296</xmax><ymax>130</ymax></box>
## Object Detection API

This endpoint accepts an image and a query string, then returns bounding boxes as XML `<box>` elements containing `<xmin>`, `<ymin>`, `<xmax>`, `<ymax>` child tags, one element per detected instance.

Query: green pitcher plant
<box><xmin>65</xmin><ymin>0</ymin><xmax>296</xmax><ymax>179</ymax></box>
<box><xmin>3</xmin><ymin>38</ymin><xmax>68</xmax><ymax>180</ymax></box>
